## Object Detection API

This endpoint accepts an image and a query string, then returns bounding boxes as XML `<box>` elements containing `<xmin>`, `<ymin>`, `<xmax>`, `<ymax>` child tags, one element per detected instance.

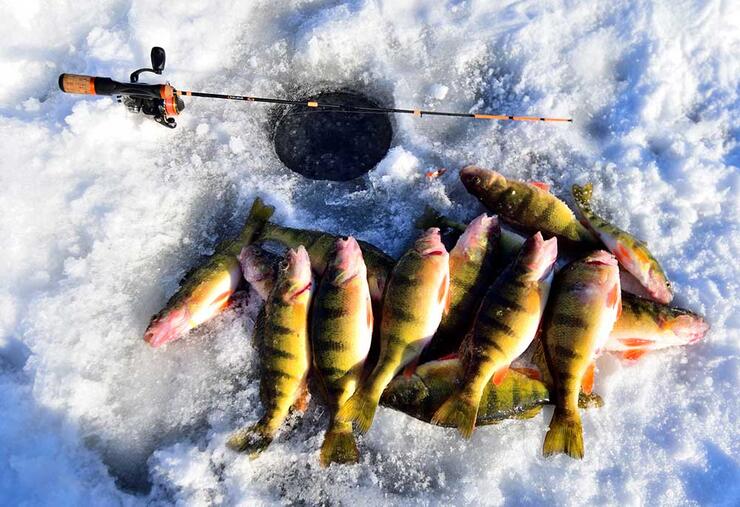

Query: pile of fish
<box><xmin>143</xmin><ymin>165</ymin><xmax>708</xmax><ymax>464</ymax></box>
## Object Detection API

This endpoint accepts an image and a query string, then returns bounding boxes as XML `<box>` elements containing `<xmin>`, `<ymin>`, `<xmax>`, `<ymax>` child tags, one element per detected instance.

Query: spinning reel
<box><xmin>59</xmin><ymin>47</ymin><xmax>184</xmax><ymax>128</ymax></box>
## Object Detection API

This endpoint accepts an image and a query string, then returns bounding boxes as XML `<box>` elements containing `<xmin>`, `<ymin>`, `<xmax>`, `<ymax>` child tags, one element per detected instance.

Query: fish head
<box><xmin>646</xmin><ymin>270</ymin><xmax>674</xmax><ymax>305</ymax></box>
<box><xmin>331</xmin><ymin>236</ymin><xmax>366</xmax><ymax>285</ymax></box>
<box><xmin>380</xmin><ymin>374</ymin><xmax>429</xmax><ymax>412</ymax></box>
<box><xmin>453</xmin><ymin>213</ymin><xmax>500</xmax><ymax>262</ymax></box>
<box><xmin>144</xmin><ymin>261</ymin><xmax>241</xmax><ymax>347</ymax></box>
<box><xmin>519</xmin><ymin>232</ymin><xmax>558</xmax><ymax>281</ymax></box>
<box><xmin>277</xmin><ymin>246</ymin><xmax>313</xmax><ymax>301</ymax></box>
<box><xmin>460</xmin><ymin>165</ymin><xmax>506</xmax><ymax>196</ymax></box>
<box><xmin>143</xmin><ymin>306</ymin><xmax>191</xmax><ymax>347</ymax></box>
<box><xmin>414</xmin><ymin>228</ymin><xmax>447</xmax><ymax>258</ymax></box>
<box><xmin>581</xmin><ymin>249</ymin><xmax>621</xmax><ymax>308</ymax></box>
<box><xmin>239</xmin><ymin>245</ymin><xmax>275</xmax><ymax>286</ymax></box>
<box><xmin>667</xmin><ymin>312</ymin><xmax>710</xmax><ymax>345</ymax></box>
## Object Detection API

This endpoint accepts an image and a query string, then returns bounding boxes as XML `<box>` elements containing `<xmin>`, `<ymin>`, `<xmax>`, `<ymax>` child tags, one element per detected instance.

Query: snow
<box><xmin>1</xmin><ymin>0</ymin><xmax>738</xmax><ymax>505</ymax></box>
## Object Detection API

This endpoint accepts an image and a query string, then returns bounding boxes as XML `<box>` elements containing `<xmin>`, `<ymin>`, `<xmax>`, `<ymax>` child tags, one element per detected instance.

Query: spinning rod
<box><xmin>58</xmin><ymin>47</ymin><xmax>573</xmax><ymax>128</ymax></box>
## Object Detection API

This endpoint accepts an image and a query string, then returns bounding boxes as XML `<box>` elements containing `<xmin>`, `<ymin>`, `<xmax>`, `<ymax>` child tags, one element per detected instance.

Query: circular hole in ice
<box><xmin>273</xmin><ymin>90</ymin><xmax>393</xmax><ymax>181</ymax></box>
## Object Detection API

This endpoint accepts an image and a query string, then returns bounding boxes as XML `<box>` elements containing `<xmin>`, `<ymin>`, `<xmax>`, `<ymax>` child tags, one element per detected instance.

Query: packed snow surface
<box><xmin>1</xmin><ymin>0</ymin><xmax>738</xmax><ymax>505</ymax></box>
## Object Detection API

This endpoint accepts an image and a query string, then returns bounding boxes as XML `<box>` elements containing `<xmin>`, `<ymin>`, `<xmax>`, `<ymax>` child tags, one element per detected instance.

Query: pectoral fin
<box><xmin>581</xmin><ymin>362</ymin><xmax>595</xmax><ymax>395</ymax></box>
<box><xmin>491</xmin><ymin>366</ymin><xmax>510</xmax><ymax>386</ymax></box>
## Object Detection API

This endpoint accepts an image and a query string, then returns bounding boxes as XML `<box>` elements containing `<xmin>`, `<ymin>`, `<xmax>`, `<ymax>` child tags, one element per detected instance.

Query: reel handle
<box><xmin>58</xmin><ymin>74</ymin><xmax>173</xmax><ymax>100</ymax></box>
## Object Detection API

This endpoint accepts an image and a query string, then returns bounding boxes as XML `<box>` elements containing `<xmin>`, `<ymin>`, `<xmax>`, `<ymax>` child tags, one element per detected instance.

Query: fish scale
<box><xmin>425</xmin><ymin>214</ymin><xmax>500</xmax><ymax>360</ymax></box>
<box><xmin>541</xmin><ymin>250</ymin><xmax>621</xmax><ymax>459</ymax></box>
<box><xmin>431</xmin><ymin>232</ymin><xmax>557</xmax><ymax>437</ymax></box>
<box><xmin>227</xmin><ymin>246</ymin><xmax>313</xmax><ymax>456</ymax></box>
<box><xmin>572</xmin><ymin>183</ymin><xmax>673</xmax><ymax>304</ymax></box>
<box><xmin>337</xmin><ymin>228</ymin><xmax>450</xmax><ymax>433</ymax></box>
<box><xmin>311</xmin><ymin>237</ymin><xmax>373</xmax><ymax>466</ymax></box>
<box><xmin>380</xmin><ymin>359</ymin><xmax>551</xmax><ymax>426</ymax></box>
<box><xmin>459</xmin><ymin>165</ymin><xmax>596</xmax><ymax>243</ymax></box>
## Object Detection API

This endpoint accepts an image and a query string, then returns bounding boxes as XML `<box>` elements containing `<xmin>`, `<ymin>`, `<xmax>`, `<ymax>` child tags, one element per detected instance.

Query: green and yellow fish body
<box><xmin>541</xmin><ymin>250</ymin><xmax>621</xmax><ymax>459</ymax></box>
<box><xmin>228</xmin><ymin>246</ymin><xmax>313</xmax><ymax>456</ymax></box>
<box><xmin>381</xmin><ymin>358</ymin><xmax>550</xmax><ymax>425</ymax></box>
<box><xmin>144</xmin><ymin>198</ymin><xmax>274</xmax><ymax>347</ymax></box>
<box><xmin>606</xmin><ymin>293</ymin><xmax>708</xmax><ymax>361</ymax></box>
<box><xmin>431</xmin><ymin>232</ymin><xmax>557</xmax><ymax>437</ymax></box>
<box><xmin>460</xmin><ymin>165</ymin><xmax>595</xmax><ymax>243</ymax></box>
<box><xmin>311</xmin><ymin>237</ymin><xmax>374</xmax><ymax>466</ymax></box>
<box><xmin>337</xmin><ymin>228</ymin><xmax>450</xmax><ymax>433</ymax></box>
<box><xmin>426</xmin><ymin>213</ymin><xmax>500</xmax><ymax>358</ymax></box>
<box><xmin>572</xmin><ymin>183</ymin><xmax>673</xmax><ymax>304</ymax></box>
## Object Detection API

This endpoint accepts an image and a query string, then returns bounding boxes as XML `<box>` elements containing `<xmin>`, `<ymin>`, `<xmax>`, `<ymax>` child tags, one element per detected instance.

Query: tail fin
<box><xmin>571</xmin><ymin>183</ymin><xmax>593</xmax><ymax>211</ymax></box>
<box><xmin>238</xmin><ymin>197</ymin><xmax>275</xmax><ymax>245</ymax></box>
<box><xmin>319</xmin><ymin>420</ymin><xmax>359</xmax><ymax>467</ymax></box>
<box><xmin>430</xmin><ymin>391</ymin><xmax>479</xmax><ymax>438</ymax></box>
<box><xmin>335</xmin><ymin>388</ymin><xmax>379</xmax><ymax>434</ymax></box>
<box><xmin>542</xmin><ymin>410</ymin><xmax>584</xmax><ymax>459</ymax></box>
<box><xmin>226</xmin><ymin>423</ymin><xmax>274</xmax><ymax>457</ymax></box>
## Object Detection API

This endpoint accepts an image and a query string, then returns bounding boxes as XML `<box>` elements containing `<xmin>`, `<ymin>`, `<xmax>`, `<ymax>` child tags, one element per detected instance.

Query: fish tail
<box><xmin>571</xmin><ymin>183</ymin><xmax>593</xmax><ymax>209</ymax></box>
<box><xmin>430</xmin><ymin>390</ymin><xmax>480</xmax><ymax>439</ymax></box>
<box><xmin>319</xmin><ymin>420</ymin><xmax>359</xmax><ymax>467</ymax></box>
<box><xmin>226</xmin><ymin>422</ymin><xmax>274</xmax><ymax>457</ymax></box>
<box><xmin>238</xmin><ymin>197</ymin><xmax>275</xmax><ymax>245</ymax></box>
<box><xmin>542</xmin><ymin>409</ymin><xmax>584</xmax><ymax>459</ymax></box>
<box><xmin>335</xmin><ymin>387</ymin><xmax>379</xmax><ymax>434</ymax></box>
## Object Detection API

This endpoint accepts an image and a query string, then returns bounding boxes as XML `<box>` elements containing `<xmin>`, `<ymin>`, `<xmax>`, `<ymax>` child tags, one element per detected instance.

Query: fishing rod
<box><xmin>58</xmin><ymin>47</ymin><xmax>573</xmax><ymax>128</ymax></box>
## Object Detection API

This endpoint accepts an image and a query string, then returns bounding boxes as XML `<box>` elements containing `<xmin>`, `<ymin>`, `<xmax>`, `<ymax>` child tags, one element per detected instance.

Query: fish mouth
<box><xmin>522</xmin><ymin>232</ymin><xmax>558</xmax><ymax>276</ymax></box>
<box><xmin>585</xmin><ymin>250</ymin><xmax>618</xmax><ymax>266</ymax></box>
<box><xmin>143</xmin><ymin>308</ymin><xmax>190</xmax><ymax>347</ymax></box>
<box><xmin>459</xmin><ymin>165</ymin><xmax>484</xmax><ymax>190</ymax></box>
<box><xmin>673</xmin><ymin>315</ymin><xmax>710</xmax><ymax>344</ymax></box>
<box><xmin>415</xmin><ymin>228</ymin><xmax>446</xmax><ymax>256</ymax></box>
<box><xmin>333</xmin><ymin>236</ymin><xmax>363</xmax><ymax>283</ymax></box>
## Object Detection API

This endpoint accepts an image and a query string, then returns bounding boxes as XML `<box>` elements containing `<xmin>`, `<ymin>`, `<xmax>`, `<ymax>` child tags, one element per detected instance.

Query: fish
<box><xmin>311</xmin><ymin>237</ymin><xmax>374</xmax><ymax>466</ymax></box>
<box><xmin>337</xmin><ymin>228</ymin><xmax>450</xmax><ymax>433</ymax></box>
<box><xmin>239</xmin><ymin>245</ymin><xmax>280</xmax><ymax>301</ymax></box>
<box><xmin>424</xmin><ymin>213</ymin><xmax>500</xmax><ymax>359</ymax></box>
<box><xmin>227</xmin><ymin>246</ymin><xmax>313</xmax><ymax>456</ymax></box>
<box><xmin>459</xmin><ymin>165</ymin><xmax>596</xmax><ymax>244</ymax></box>
<box><xmin>381</xmin><ymin>358</ymin><xmax>551</xmax><ymax>425</ymax></box>
<box><xmin>606</xmin><ymin>293</ymin><xmax>708</xmax><ymax>362</ymax></box>
<box><xmin>257</xmin><ymin>222</ymin><xmax>394</xmax><ymax>306</ymax></box>
<box><xmin>144</xmin><ymin>198</ymin><xmax>274</xmax><ymax>347</ymax></box>
<box><xmin>572</xmin><ymin>183</ymin><xmax>673</xmax><ymax>304</ymax></box>
<box><xmin>431</xmin><ymin>232</ymin><xmax>558</xmax><ymax>437</ymax></box>
<box><xmin>541</xmin><ymin>250</ymin><xmax>621</xmax><ymax>459</ymax></box>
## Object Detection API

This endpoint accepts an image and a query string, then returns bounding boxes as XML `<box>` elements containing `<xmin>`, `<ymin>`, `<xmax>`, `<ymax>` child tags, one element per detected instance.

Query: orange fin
<box><xmin>292</xmin><ymin>381</ymin><xmax>310</xmax><ymax>412</ymax></box>
<box><xmin>366</xmin><ymin>295</ymin><xmax>374</xmax><ymax>330</ymax></box>
<box><xmin>619</xmin><ymin>337</ymin><xmax>654</xmax><ymax>347</ymax></box>
<box><xmin>511</xmin><ymin>367</ymin><xmax>542</xmax><ymax>381</ymax></box>
<box><xmin>607</xmin><ymin>283</ymin><xmax>619</xmax><ymax>309</ymax></box>
<box><xmin>402</xmin><ymin>357</ymin><xmax>420</xmax><ymax>378</ymax></box>
<box><xmin>618</xmin><ymin>349</ymin><xmax>649</xmax><ymax>363</ymax></box>
<box><xmin>581</xmin><ymin>362</ymin><xmax>595</xmax><ymax>395</ymax></box>
<box><xmin>491</xmin><ymin>366</ymin><xmax>510</xmax><ymax>386</ymax></box>
<box><xmin>531</xmin><ymin>181</ymin><xmax>551</xmax><ymax>192</ymax></box>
